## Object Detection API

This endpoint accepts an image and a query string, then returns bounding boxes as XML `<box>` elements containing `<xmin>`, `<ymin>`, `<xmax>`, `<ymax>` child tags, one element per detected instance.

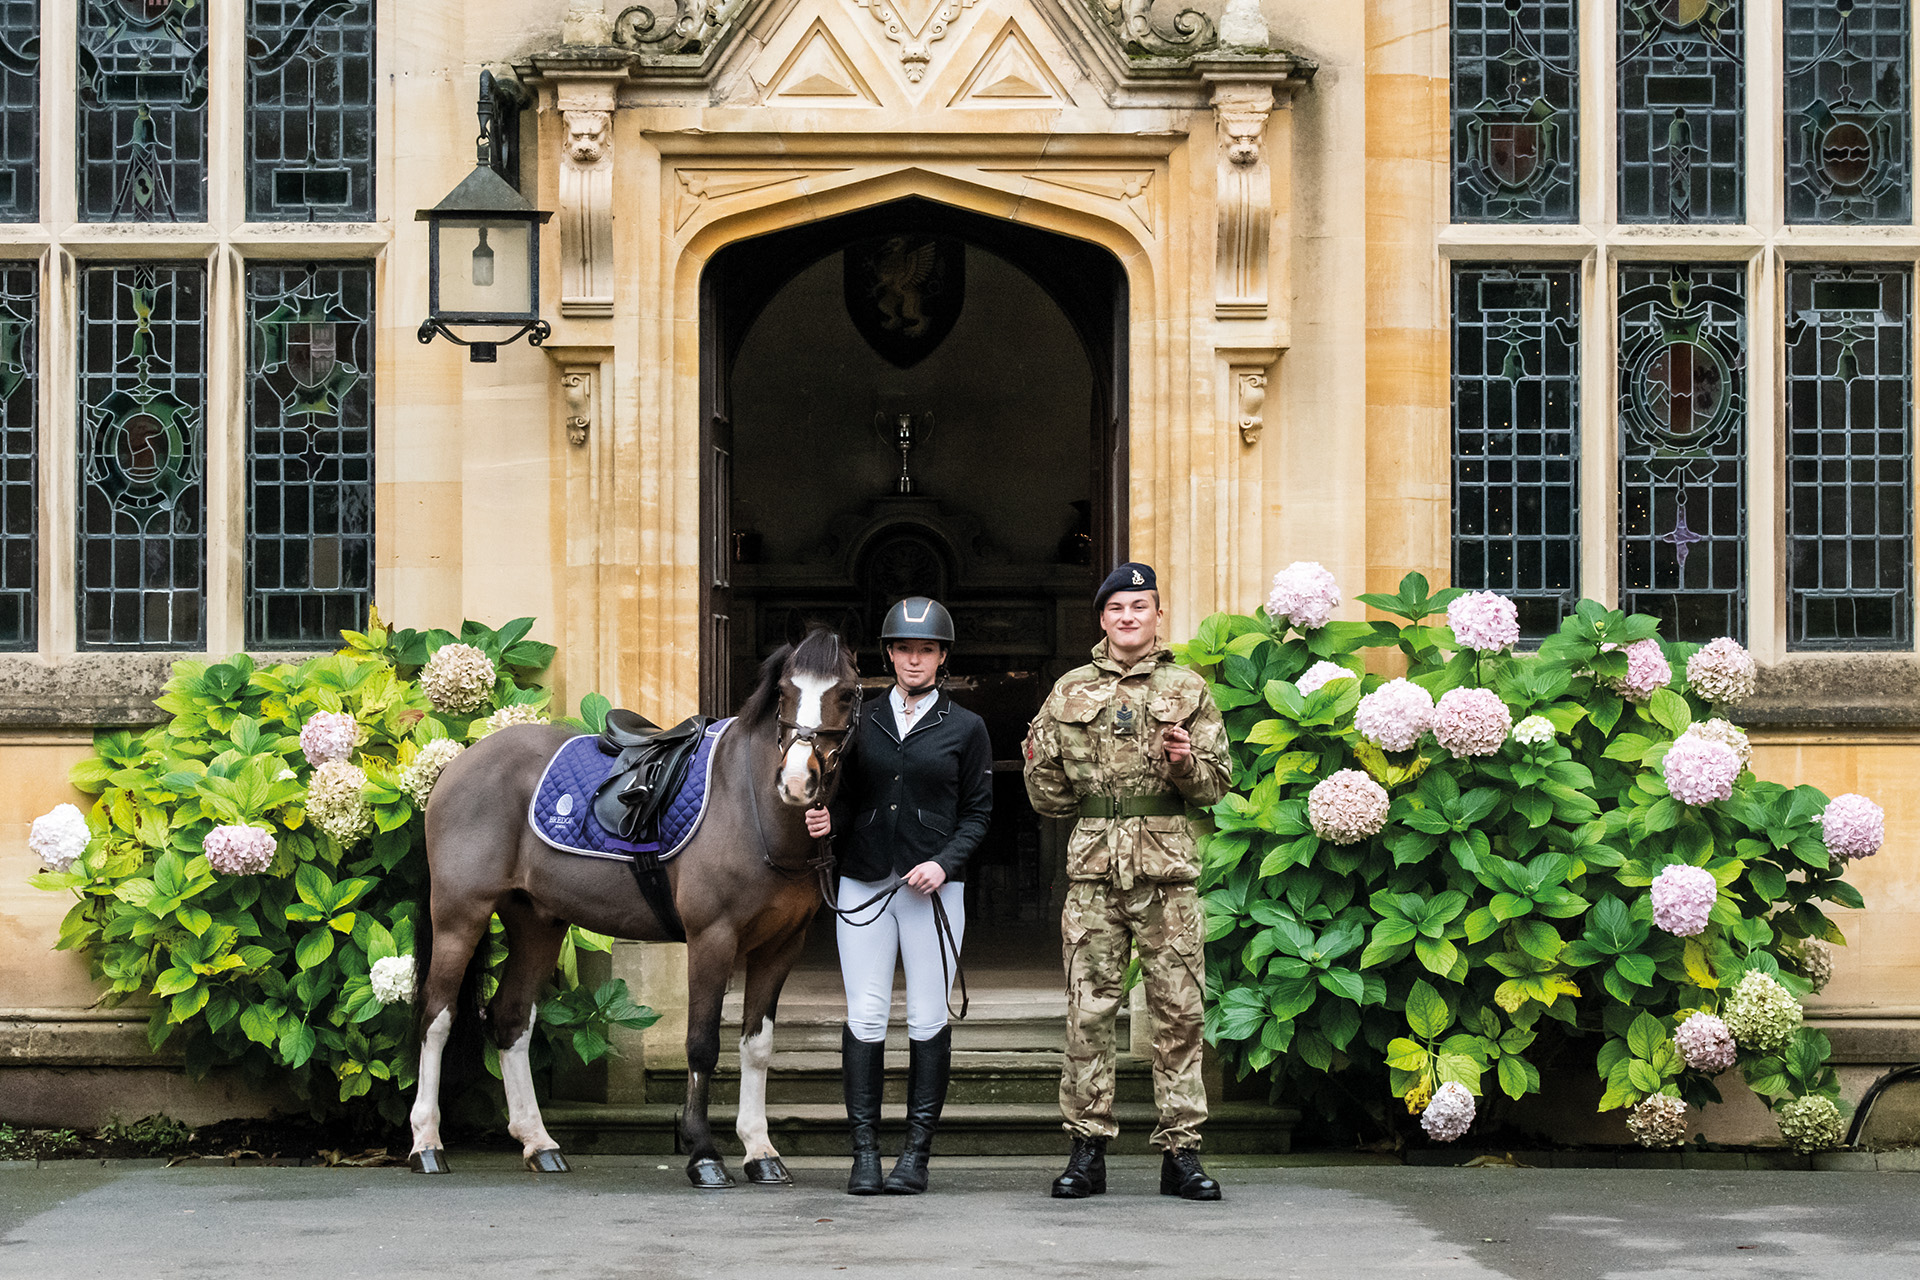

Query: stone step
<box><xmin>644</xmin><ymin>1049</ymin><xmax>1149</xmax><ymax>1106</ymax></box>
<box><xmin>543</xmin><ymin>1100</ymin><xmax>1301</xmax><ymax>1158</ymax></box>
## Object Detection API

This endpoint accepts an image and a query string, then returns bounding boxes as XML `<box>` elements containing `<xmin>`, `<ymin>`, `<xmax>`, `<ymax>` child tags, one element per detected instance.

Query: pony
<box><xmin>408</xmin><ymin>627</ymin><xmax>862</xmax><ymax>1188</ymax></box>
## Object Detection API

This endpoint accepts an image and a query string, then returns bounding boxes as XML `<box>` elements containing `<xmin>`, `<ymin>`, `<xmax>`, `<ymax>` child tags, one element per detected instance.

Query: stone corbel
<box><xmin>1219</xmin><ymin>347</ymin><xmax>1279</xmax><ymax>447</ymax></box>
<box><xmin>558</xmin><ymin>83</ymin><xmax>617</xmax><ymax>319</ymax></box>
<box><xmin>1210</xmin><ymin>82</ymin><xmax>1273</xmax><ymax>322</ymax></box>
<box><xmin>562</xmin><ymin>367</ymin><xmax>595</xmax><ymax>446</ymax></box>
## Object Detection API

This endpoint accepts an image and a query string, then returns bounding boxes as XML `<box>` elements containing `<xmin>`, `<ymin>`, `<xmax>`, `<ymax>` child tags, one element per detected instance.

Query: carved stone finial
<box><xmin>563</xmin><ymin>2</ymin><xmax>614</xmax><ymax>45</ymax></box>
<box><xmin>612</xmin><ymin>0</ymin><xmax>727</xmax><ymax>54</ymax></box>
<box><xmin>1093</xmin><ymin>0</ymin><xmax>1217</xmax><ymax>58</ymax></box>
<box><xmin>1216</xmin><ymin>0</ymin><xmax>1269</xmax><ymax>50</ymax></box>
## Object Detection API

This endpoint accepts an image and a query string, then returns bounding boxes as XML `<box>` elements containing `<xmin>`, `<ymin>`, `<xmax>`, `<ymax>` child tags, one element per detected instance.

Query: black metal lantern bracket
<box><xmin>416</xmin><ymin>71</ymin><xmax>554</xmax><ymax>363</ymax></box>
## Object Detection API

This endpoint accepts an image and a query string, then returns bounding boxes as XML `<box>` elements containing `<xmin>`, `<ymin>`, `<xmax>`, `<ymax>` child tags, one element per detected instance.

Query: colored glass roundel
<box><xmin>1451</xmin><ymin>0</ymin><xmax>1580</xmax><ymax>223</ymax></box>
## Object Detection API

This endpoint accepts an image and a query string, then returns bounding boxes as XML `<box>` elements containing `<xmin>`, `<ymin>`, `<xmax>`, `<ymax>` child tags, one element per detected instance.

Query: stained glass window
<box><xmin>77</xmin><ymin>0</ymin><xmax>209</xmax><ymax>223</ymax></box>
<box><xmin>246</xmin><ymin>0</ymin><xmax>375</xmax><ymax>222</ymax></box>
<box><xmin>0</xmin><ymin>265</ymin><xmax>34</xmax><ymax>648</ymax></box>
<box><xmin>246</xmin><ymin>264</ymin><xmax>373</xmax><ymax>647</ymax></box>
<box><xmin>1452</xmin><ymin>264</ymin><xmax>1580</xmax><ymax>639</ymax></box>
<box><xmin>77</xmin><ymin>264</ymin><xmax>205</xmax><ymax>649</ymax></box>
<box><xmin>1618</xmin><ymin>0</ymin><xmax>1744</xmax><ymax>224</ymax></box>
<box><xmin>1451</xmin><ymin>0</ymin><xmax>1579</xmax><ymax>223</ymax></box>
<box><xmin>0</xmin><ymin>1</ymin><xmax>39</xmax><ymax>223</ymax></box>
<box><xmin>1617</xmin><ymin>264</ymin><xmax>1746</xmax><ymax>642</ymax></box>
<box><xmin>1785</xmin><ymin>0</ymin><xmax>1910</xmax><ymax>224</ymax></box>
<box><xmin>1785</xmin><ymin>266</ymin><xmax>1913</xmax><ymax>648</ymax></box>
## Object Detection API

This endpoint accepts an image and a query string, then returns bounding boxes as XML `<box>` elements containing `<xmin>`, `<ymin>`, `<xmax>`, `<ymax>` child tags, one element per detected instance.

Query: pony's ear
<box><xmin>738</xmin><ymin>642</ymin><xmax>796</xmax><ymax>724</ymax></box>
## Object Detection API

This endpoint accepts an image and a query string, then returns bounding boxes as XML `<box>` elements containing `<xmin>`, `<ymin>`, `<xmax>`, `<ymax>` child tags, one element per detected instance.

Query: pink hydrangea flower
<box><xmin>1610</xmin><ymin>638</ymin><xmax>1673</xmax><ymax>702</ymax></box>
<box><xmin>1686</xmin><ymin>637</ymin><xmax>1757</xmax><ymax>707</ymax></box>
<box><xmin>1295</xmin><ymin>661</ymin><xmax>1355</xmax><ymax>697</ymax></box>
<box><xmin>1446</xmin><ymin>591</ymin><xmax>1520</xmax><ymax>653</ymax></box>
<box><xmin>1307</xmin><ymin>769</ymin><xmax>1391</xmax><ymax>845</ymax></box>
<box><xmin>1821</xmin><ymin>793</ymin><xmax>1885</xmax><ymax>861</ymax></box>
<box><xmin>203</xmin><ymin>824</ymin><xmax>277</xmax><ymax>876</ymax></box>
<box><xmin>1662</xmin><ymin>735</ymin><xmax>1741</xmax><ymax>806</ymax></box>
<box><xmin>299</xmin><ymin>711</ymin><xmax>359</xmax><ymax>767</ymax></box>
<box><xmin>1264</xmin><ymin>562</ymin><xmax>1342</xmax><ymax>632</ymax></box>
<box><xmin>1420</xmin><ymin>1081</ymin><xmax>1476</xmax><ymax>1142</ymax></box>
<box><xmin>1354</xmin><ymin>678</ymin><xmax>1434</xmax><ymax>752</ymax></box>
<box><xmin>1650</xmin><ymin>864</ymin><xmax>1718</xmax><ymax>937</ymax></box>
<box><xmin>1674</xmin><ymin>1012</ymin><xmax>1738</xmax><ymax>1074</ymax></box>
<box><xmin>1432</xmin><ymin>687</ymin><xmax>1513</xmax><ymax>758</ymax></box>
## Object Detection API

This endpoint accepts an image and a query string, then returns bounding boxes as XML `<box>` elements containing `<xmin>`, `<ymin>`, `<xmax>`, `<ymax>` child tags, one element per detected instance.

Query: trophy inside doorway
<box><xmin>875</xmin><ymin>410</ymin><xmax>935</xmax><ymax>495</ymax></box>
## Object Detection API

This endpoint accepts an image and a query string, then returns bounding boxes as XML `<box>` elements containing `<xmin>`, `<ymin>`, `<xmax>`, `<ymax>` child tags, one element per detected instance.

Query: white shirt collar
<box><xmin>889</xmin><ymin>684</ymin><xmax>936</xmax><ymax>736</ymax></box>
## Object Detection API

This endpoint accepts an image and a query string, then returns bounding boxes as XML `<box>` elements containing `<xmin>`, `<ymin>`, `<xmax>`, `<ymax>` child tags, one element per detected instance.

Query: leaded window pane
<box><xmin>1451</xmin><ymin>0</ymin><xmax>1579</xmax><ymax>223</ymax></box>
<box><xmin>77</xmin><ymin>265</ymin><xmax>205</xmax><ymax>649</ymax></box>
<box><xmin>0</xmin><ymin>265</ymin><xmax>34</xmax><ymax>649</ymax></box>
<box><xmin>246</xmin><ymin>263</ymin><xmax>374</xmax><ymax>648</ymax></box>
<box><xmin>77</xmin><ymin>0</ymin><xmax>209</xmax><ymax>223</ymax></box>
<box><xmin>246</xmin><ymin>0</ymin><xmax>375</xmax><ymax>222</ymax></box>
<box><xmin>1618</xmin><ymin>264</ymin><xmax>1746</xmax><ymax>642</ymax></box>
<box><xmin>1785</xmin><ymin>0</ymin><xmax>1911</xmax><ymax>224</ymax></box>
<box><xmin>1451</xmin><ymin>264</ymin><xmax>1580</xmax><ymax>639</ymax></box>
<box><xmin>0</xmin><ymin>2</ymin><xmax>39</xmax><ymax>223</ymax></box>
<box><xmin>1785</xmin><ymin>266</ymin><xmax>1913</xmax><ymax>649</ymax></box>
<box><xmin>1618</xmin><ymin>0</ymin><xmax>1744</xmax><ymax>224</ymax></box>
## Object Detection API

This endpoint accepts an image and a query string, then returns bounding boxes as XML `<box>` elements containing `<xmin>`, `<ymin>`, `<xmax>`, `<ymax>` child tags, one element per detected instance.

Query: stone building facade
<box><xmin>0</xmin><ymin>0</ymin><xmax>1913</xmax><ymax>1140</ymax></box>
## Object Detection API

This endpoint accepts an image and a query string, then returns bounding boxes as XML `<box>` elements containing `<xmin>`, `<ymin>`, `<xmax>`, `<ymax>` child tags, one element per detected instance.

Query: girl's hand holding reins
<box><xmin>805</xmin><ymin>806</ymin><xmax>832</xmax><ymax>839</ymax></box>
<box><xmin>904</xmin><ymin>860</ymin><xmax>947</xmax><ymax>894</ymax></box>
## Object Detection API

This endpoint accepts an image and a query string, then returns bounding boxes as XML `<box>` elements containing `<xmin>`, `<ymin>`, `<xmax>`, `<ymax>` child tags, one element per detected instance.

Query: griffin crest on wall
<box><xmin>844</xmin><ymin>235</ymin><xmax>965</xmax><ymax>369</ymax></box>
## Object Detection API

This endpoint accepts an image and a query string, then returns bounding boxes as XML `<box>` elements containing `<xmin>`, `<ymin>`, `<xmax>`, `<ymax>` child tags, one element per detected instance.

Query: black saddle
<box><xmin>591</xmin><ymin>709</ymin><xmax>716</xmax><ymax>844</ymax></box>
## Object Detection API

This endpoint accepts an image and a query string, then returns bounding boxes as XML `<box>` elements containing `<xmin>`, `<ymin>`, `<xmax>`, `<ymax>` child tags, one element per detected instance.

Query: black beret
<box><xmin>1096</xmin><ymin>562</ymin><xmax>1157</xmax><ymax>611</ymax></box>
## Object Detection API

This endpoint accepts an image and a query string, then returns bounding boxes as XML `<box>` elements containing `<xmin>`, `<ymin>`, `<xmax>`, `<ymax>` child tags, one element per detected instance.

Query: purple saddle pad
<box><xmin>526</xmin><ymin>718</ymin><xmax>732</xmax><ymax>862</ymax></box>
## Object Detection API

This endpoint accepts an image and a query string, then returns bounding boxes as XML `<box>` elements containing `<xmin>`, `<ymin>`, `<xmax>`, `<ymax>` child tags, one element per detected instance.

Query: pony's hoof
<box><xmin>687</xmin><ymin>1157</ymin><xmax>735</xmax><ymax>1189</ymax></box>
<box><xmin>409</xmin><ymin>1148</ymin><xmax>451</xmax><ymax>1175</ymax></box>
<box><xmin>526</xmin><ymin>1149</ymin><xmax>571</xmax><ymax>1174</ymax></box>
<box><xmin>744</xmin><ymin>1156</ymin><xmax>793</xmax><ymax>1185</ymax></box>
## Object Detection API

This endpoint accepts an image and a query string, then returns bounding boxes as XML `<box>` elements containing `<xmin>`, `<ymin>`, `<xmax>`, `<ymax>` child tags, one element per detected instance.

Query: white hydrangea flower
<box><xmin>475</xmin><ymin>704</ymin><xmax>549</xmax><ymax>739</ymax></box>
<box><xmin>369</xmin><ymin>955</ymin><xmax>416</xmax><ymax>1005</ymax></box>
<box><xmin>1510</xmin><ymin>715</ymin><xmax>1555</xmax><ymax>747</ymax></box>
<box><xmin>28</xmin><ymin>803</ymin><xmax>91</xmax><ymax>872</ymax></box>
<box><xmin>307</xmin><ymin>760</ymin><xmax>373</xmax><ymax>845</ymax></box>
<box><xmin>419</xmin><ymin>643</ymin><xmax>497</xmax><ymax>715</ymax></box>
<box><xmin>399</xmin><ymin>738</ymin><xmax>465</xmax><ymax>809</ymax></box>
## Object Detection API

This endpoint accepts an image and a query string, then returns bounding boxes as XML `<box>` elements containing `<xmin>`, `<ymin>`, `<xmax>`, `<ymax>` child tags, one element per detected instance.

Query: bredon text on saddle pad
<box><xmin>527</xmin><ymin>718</ymin><xmax>733</xmax><ymax>862</ymax></box>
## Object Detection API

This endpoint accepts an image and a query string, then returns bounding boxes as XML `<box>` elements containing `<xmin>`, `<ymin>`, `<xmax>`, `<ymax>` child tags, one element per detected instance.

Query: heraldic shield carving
<box><xmin>254</xmin><ymin>290</ymin><xmax>363</xmax><ymax>420</ymax></box>
<box><xmin>844</xmin><ymin>235</ymin><xmax>966</xmax><ymax>369</ymax></box>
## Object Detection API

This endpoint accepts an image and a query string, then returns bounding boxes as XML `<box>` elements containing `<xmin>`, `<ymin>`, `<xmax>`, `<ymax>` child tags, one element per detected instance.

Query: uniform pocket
<box><xmin>856</xmin><ymin>809</ymin><xmax>879</xmax><ymax>830</ymax></box>
<box><xmin>915</xmin><ymin>808</ymin><xmax>953</xmax><ymax>836</ymax></box>
<box><xmin>1132</xmin><ymin>814</ymin><xmax>1200</xmax><ymax>882</ymax></box>
<box><xmin>1065</xmin><ymin>821</ymin><xmax>1110</xmax><ymax>879</ymax></box>
<box><xmin>1144</xmin><ymin>890</ymin><xmax>1203</xmax><ymax>958</ymax></box>
<box><xmin>1148</xmin><ymin>686</ymin><xmax>1202</xmax><ymax>725</ymax></box>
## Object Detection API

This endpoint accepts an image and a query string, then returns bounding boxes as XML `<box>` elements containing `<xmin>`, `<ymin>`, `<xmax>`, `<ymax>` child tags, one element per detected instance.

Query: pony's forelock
<box><xmin>736</xmin><ymin>627</ymin><xmax>856</xmax><ymax>726</ymax></box>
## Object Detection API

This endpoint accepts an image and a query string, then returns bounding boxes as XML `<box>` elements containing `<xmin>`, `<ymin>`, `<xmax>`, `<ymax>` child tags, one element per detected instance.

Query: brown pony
<box><xmin>409</xmin><ymin>628</ymin><xmax>861</xmax><ymax>1188</ymax></box>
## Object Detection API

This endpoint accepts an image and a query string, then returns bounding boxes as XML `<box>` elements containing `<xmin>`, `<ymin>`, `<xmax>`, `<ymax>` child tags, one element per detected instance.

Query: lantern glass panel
<box><xmin>436</xmin><ymin>218</ymin><xmax>532</xmax><ymax>317</ymax></box>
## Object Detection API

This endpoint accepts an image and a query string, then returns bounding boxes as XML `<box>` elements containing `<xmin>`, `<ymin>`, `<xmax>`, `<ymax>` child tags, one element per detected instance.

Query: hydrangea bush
<box><xmin>27</xmin><ymin>612</ymin><xmax>655</xmax><ymax>1125</ymax></box>
<box><xmin>1181</xmin><ymin>570</ymin><xmax>1877</xmax><ymax>1151</ymax></box>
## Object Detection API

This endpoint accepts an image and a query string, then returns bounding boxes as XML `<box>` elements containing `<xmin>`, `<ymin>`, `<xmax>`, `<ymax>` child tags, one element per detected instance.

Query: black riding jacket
<box><xmin>829</xmin><ymin>689</ymin><xmax>994</xmax><ymax>883</ymax></box>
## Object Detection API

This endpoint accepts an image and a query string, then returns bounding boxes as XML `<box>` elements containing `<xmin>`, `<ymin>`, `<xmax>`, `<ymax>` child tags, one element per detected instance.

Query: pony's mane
<box><xmin>736</xmin><ymin>627</ymin><xmax>855</xmax><ymax>727</ymax></box>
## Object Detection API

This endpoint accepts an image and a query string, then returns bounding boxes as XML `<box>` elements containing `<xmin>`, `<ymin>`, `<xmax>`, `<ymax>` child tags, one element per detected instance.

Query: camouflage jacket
<box><xmin>1023</xmin><ymin>641</ymin><xmax>1231</xmax><ymax>887</ymax></box>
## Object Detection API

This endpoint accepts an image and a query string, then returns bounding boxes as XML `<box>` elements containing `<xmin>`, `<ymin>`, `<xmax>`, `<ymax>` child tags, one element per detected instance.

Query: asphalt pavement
<box><xmin>3</xmin><ymin>1154</ymin><xmax>1916</xmax><ymax>1279</ymax></box>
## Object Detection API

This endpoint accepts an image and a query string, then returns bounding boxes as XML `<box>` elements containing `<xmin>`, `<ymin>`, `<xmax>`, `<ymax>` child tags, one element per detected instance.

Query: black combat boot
<box><xmin>1159</xmin><ymin>1147</ymin><xmax>1222</xmax><ymax>1200</ymax></box>
<box><xmin>883</xmin><ymin>1026</ymin><xmax>952</xmax><ymax>1194</ymax></box>
<box><xmin>843</xmin><ymin>1025</ymin><xmax>886</xmax><ymax>1195</ymax></box>
<box><xmin>1049</xmin><ymin>1135</ymin><xmax>1108</xmax><ymax>1198</ymax></box>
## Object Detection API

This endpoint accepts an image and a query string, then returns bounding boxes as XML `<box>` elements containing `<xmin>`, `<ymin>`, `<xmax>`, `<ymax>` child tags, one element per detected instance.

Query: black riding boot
<box><xmin>1050</xmin><ymin>1135</ymin><xmax>1108</xmax><ymax>1198</ymax></box>
<box><xmin>843</xmin><ymin>1026</ymin><xmax>886</xmax><ymax>1195</ymax></box>
<box><xmin>883</xmin><ymin>1026</ymin><xmax>952</xmax><ymax>1194</ymax></box>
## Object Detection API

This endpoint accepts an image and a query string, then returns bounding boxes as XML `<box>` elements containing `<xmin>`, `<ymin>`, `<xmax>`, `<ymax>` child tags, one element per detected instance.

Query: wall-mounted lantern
<box><xmin>416</xmin><ymin>71</ymin><xmax>553</xmax><ymax>363</ymax></box>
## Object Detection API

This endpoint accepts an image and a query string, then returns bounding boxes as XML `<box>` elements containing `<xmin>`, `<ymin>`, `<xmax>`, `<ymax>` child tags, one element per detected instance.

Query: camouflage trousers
<box><xmin>1059</xmin><ymin>878</ymin><xmax>1208</xmax><ymax>1151</ymax></box>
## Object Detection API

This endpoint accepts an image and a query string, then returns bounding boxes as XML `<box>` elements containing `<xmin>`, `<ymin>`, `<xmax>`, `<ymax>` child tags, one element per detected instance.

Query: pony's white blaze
<box><xmin>409</xmin><ymin>1008</ymin><xmax>452</xmax><ymax>1154</ymax></box>
<box><xmin>502</xmin><ymin>1006</ymin><xmax>560</xmax><ymax>1159</ymax></box>
<box><xmin>778</xmin><ymin>672</ymin><xmax>837</xmax><ymax>802</ymax></box>
<box><xmin>734</xmin><ymin>1016</ymin><xmax>778</xmax><ymax>1161</ymax></box>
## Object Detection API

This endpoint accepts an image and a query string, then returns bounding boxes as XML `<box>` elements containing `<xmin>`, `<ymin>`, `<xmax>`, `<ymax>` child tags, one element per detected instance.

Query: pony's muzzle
<box><xmin>778</xmin><ymin>740</ymin><xmax>819</xmax><ymax>805</ymax></box>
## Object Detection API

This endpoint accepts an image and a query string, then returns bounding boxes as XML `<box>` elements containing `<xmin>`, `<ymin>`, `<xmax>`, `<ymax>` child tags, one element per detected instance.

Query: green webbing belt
<box><xmin>1077</xmin><ymin>793</ymin><xmax>1189</xmax><ymax>820</ymax></box>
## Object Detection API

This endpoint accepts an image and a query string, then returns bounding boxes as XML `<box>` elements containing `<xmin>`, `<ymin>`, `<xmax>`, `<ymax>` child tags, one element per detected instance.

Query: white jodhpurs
<box><xmin>837</xmin><ymin>876</ymin><xmax>966</xmax><ymax>1044</ymax></box>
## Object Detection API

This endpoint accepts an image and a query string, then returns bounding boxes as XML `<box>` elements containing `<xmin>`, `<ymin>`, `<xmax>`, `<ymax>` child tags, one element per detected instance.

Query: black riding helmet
<box><xmin>880</xmin><ymin>596</ymin><xmax>955</xmax><ymax>691</ymax></box>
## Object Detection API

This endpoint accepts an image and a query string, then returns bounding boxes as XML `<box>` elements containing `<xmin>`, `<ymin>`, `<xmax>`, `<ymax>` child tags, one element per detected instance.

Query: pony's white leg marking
<box><xmin>779</xmin><ymin>673</ymin><xmax>836</xmax><ymax>801</ymax></box>
<box><xmin>502</xmin><ymin>1005</ymin><xmax>560</xmax><ymax>1158</ymax></box>
<box><xmin>409</xmin><ymin>1009</ymin><xmax>451</xmax><ymax>1154</ymax></box>
<box><xmin>734</xmin><ymin>1016</ymin><xmax>778</xmax><ymax>1161</ymax></box>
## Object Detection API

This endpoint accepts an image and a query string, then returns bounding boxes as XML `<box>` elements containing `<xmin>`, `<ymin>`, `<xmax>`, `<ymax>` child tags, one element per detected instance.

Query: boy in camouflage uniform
<box><xmin>1023</xmin><ymin>562</ymin><xmax>1231</xmax><ymax>1201</ymax></box>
